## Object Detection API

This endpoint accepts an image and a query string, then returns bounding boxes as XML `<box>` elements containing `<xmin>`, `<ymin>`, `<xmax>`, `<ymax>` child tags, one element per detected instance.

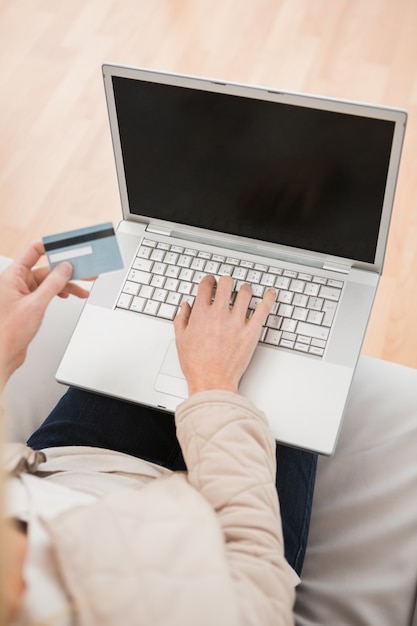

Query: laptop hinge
<box><xmin>322</xmin><ymin>262</ymin><xmax>351</xmax><ymax>275</ymax></box>
<box><xmin>146</xmin><ymin>224</ymin><xmax>173</xmax><ymax>237</ymax></box>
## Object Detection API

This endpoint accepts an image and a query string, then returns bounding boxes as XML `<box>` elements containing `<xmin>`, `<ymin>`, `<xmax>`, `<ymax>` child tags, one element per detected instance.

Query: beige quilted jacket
<box><xmin>9</xmin><ymin>390</ymin><xmax>296</xmax><ymax>625</ymax></box>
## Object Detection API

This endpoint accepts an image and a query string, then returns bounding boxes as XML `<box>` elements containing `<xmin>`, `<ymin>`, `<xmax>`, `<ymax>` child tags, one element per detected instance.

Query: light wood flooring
<box><xmin>1</xmin><ymin>0</ymin><xmax>416</xmax><ymax>367</ymax></box>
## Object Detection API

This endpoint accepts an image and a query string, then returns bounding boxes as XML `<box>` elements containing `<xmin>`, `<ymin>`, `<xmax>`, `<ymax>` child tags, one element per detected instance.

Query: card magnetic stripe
<box><xmin>43</xmin><ymin>225</ymin><xmax>115</xmax><ymax>252</ymax></box>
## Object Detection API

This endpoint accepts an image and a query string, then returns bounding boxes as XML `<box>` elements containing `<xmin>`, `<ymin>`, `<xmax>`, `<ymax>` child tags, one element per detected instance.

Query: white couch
<box><xmin>2</xmin><ymin>256</ymin><xmax>417</xmax><ymax>625</ymax></box>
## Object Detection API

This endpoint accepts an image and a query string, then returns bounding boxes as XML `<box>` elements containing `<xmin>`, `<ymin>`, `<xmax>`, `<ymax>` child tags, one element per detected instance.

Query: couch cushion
<box><xmin>295</xmin><ymin>357</ymin><xmax>417</xmax><ymax>625</ymax></box>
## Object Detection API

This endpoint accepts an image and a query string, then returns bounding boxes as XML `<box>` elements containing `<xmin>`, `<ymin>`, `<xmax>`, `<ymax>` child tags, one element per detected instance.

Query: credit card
<box><xmin>43</xmin><ymin>222</ymin><xmax>124</xmax><ymax>280</ymax></box>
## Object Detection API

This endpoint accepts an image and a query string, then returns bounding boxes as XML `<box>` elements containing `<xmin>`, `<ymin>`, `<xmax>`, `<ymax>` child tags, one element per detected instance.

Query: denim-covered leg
<box><xmin>27</xmin><ymin>387</ymin><xmax>185</xmax><ymax>470</ymax></box>
<box><xmin>275</xmin><ymin>444</ymin><xmax>318</xmax><ymax>576</ymax></box>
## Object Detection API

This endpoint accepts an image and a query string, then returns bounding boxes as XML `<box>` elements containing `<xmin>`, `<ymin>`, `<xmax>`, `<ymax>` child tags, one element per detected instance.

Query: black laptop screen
<box><xmin>112</xmin><ymin>76</ymin><xmax>395</xmax><ymax>263</ymax></box>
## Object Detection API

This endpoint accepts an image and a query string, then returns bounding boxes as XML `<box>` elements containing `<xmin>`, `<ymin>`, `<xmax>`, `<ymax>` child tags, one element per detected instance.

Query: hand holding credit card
<box><xmin>43</xmin><ymin>222</ymin><xmax>124</xmax><ymax>280</ymax></box>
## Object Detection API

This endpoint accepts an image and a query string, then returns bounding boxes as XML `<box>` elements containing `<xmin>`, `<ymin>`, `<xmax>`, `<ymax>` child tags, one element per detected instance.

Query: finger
<box><xmin>250</xmin><ymin>288</ymin><xmax>276</xmax><ymax>325</ymax></box>
<box><xmin>232</xmin><ymin>283</ymin><xmax>252</xmax><ymax>317</ymax></box>
<box><xmin>213</xmin><ymin>275</ymin><xmax>234</xmax><ymax>307</ymax></box>
<box><xmin>29</xmin><ymin>262</ymin><xmax>74</xmax><ymax>312</ymax></box>
<box><xmin>174</xmin><ymin>300</ymin><xmax>192</xmax><ymax>335</ymax></box>
<box><xmin>14</xmin><ymin>241</ymin><xmax>45</xmax><ymax>270</ymax></box>
<box><xmin>33</xmin><ymin>267</ymin><xmax>91</xmax><ymax>299</ymax></box>
<box><xmin>58</xmin><ymin>282</ymin><xmax>91</xmax><ymax>299</ymax></box>
<box><xmin>34</xmin><ymin>267</ymin><xmax>97</xmax><ymax>284</ymax></box>
<box><xmin>193</xmin><ymin>274</ymin><xmax>216</xmax><ymax>310</ymax></box>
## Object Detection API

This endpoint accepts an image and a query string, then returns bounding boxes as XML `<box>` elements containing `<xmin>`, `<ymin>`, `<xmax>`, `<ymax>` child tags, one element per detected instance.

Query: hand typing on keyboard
<box><xmin>117</xmin><ymin>239</ymin><xmax>344</xmax><ymax>358</ymax></box>
<box><xmin>174</xmin><ymin>275</ymin><xmax>276</xmax><ymax>396</ymax></box>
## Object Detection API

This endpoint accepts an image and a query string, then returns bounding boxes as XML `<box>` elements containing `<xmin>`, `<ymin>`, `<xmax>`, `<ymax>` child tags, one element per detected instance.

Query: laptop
<box><xmin>56</xmin><ymin>63</ymin><xmax>407</xmax><ymax>454</ymax></box>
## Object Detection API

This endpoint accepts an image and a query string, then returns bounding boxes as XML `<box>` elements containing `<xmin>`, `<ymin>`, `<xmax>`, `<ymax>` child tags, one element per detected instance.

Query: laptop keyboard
<box><xmin>116</xmin><ymin>238</ymin><xmax>344</xmax><ymax>358</ymax></box>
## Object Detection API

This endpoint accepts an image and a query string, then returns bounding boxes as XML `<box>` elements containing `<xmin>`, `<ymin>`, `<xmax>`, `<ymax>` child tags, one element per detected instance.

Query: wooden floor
<box><xmin>1</xmin><ymin>0</ymin><xmax>416</xmax><ymax>367</ymax></box>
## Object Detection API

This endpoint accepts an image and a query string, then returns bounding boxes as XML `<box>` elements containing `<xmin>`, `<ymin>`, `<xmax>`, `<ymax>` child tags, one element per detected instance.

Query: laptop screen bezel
<box><xmin>102</xmin><ymin>63</ymin><xmax>407</xmax><ymax>274</ymax></box>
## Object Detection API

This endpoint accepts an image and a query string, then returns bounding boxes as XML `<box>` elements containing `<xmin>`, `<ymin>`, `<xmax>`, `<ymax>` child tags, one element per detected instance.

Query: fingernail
<box><xmin>57</xmin><ymin>262</ymin><xmax>73</xmax><ymax>279</ymax></box>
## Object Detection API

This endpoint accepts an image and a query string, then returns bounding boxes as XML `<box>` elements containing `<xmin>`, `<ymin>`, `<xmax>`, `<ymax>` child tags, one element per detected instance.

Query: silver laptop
<box><xmin>56</xmin><ymin>63</ymin><xmax>407</xmax><ymax>454</ymax></box>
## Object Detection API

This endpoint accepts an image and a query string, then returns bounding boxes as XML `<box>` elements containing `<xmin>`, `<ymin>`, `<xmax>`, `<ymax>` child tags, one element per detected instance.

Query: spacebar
<box><xmin>296</xmin><ymin>321</ymin><xmax>330</xmax><ymax>340</ymax></box>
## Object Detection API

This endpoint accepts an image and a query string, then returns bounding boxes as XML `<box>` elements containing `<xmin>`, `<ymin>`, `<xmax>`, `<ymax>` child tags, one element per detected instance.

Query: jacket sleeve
<box><xmin>175</xmin><ymin>390</ymin><xmax>296</xmax><ymax>626</ymax></box>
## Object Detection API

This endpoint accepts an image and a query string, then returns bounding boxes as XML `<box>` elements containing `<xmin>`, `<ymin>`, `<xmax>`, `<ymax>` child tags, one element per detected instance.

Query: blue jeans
<box><xmin>27</xmin><ymin>387</ymin><xmax>317</xmax><ymax>575</ymax></box>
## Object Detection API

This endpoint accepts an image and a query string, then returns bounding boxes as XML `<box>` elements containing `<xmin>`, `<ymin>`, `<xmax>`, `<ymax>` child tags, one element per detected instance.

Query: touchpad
<box><xmin>154</xmin><ymin>340</ymin><xmax>188</xmax><ymax>399</ymax></box>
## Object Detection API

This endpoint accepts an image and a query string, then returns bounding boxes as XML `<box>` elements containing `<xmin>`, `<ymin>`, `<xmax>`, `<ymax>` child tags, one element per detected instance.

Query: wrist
<box><xmin>0</xmin><ymin>338</ymin><xmax>20</xmax><ymax>389</ymax></box>
<box><xmin>0</xmin><ymin>361</ymin><xmax>14</xmax><ymax>391</ymax></box>
<box><xmin>187</xmin><ymin>377</ymin><xmax>239</xmax><ymax>396</ymax></box>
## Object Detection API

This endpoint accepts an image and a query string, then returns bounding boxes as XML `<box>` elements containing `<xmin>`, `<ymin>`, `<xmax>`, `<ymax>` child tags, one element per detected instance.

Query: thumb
<box><xmin>32</xmin><ymin>262</ymin><xmax>74</xmax><ymax>310</ymax></box>
<box><xmin>174</xmin><ymin>301</ymin><xmax>191</xmax><ymax>336</ymax></box>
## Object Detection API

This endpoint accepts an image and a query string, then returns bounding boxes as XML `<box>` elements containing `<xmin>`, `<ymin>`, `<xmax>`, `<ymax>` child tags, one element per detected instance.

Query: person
<box><xmin>0</xmin><ymin>241</ymin><xmax>317</xmax><ymax>625</ymax></box>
